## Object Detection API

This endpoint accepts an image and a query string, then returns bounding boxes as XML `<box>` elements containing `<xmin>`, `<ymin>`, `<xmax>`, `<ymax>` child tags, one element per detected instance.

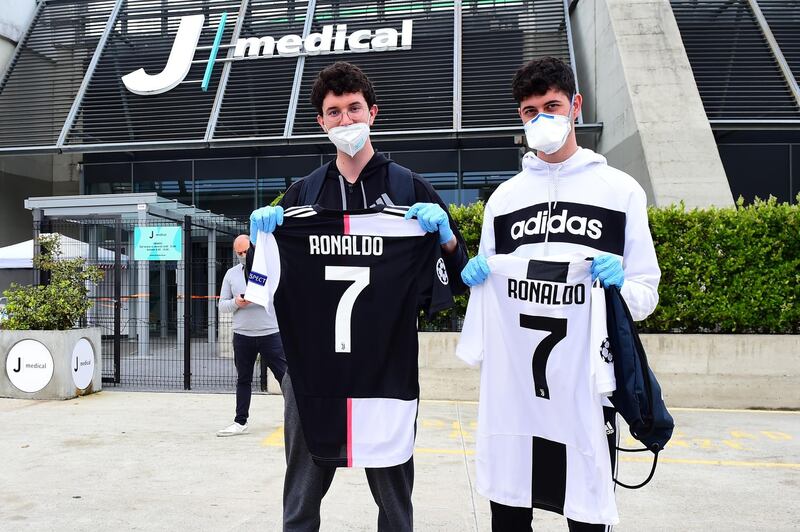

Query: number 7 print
<box><xmin>519</xmin><ymin>315</ymin><xmax>567</xmax><ymax>399</ymax></box>
<box><xmin>325</xmin><ymin>266</ymin><xmax>370</xmax><ymax>353</ymax></box>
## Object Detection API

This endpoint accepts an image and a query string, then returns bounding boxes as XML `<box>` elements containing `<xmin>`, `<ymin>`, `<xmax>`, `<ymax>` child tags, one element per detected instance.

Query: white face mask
<box><xmin>237</xmin><ymin>254</ymin><xmax>246</xmax><ymax>265</ymax></box>
<box><xmin>523</xmin><ymin>97</ymin><xmax>574</xmax><ymax>155</ymax></box>
<box><xmin>326</xmin><ymin>122</ymin><xmax>370</xmax><ymax>157</ymax></box>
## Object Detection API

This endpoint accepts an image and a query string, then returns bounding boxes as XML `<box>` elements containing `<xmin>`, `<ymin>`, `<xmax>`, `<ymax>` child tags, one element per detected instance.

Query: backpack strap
<box><xmin>385</xmin><ymin>162</ymin><xmax>416</xmax><ymax>206</ymax></box>
<box><xmin>299</xmin><ymin>160</ymin><xmax>415</xmax><ymax>207</ymax></box>
<box><xmin>298</xmin><ymin>162</ymin><xmax>333</xmax><ymax>206</ymax></box>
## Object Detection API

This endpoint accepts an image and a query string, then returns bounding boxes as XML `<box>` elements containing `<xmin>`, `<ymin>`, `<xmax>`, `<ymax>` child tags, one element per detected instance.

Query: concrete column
<box><xmin>571</xmin><ymin>0</ymin><xmax>734</xmax><ymax>208</ymax></box>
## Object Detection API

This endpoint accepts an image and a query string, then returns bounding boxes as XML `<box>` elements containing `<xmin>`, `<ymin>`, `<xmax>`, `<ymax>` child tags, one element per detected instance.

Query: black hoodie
<box><xmin>280</xmin><ymin>152</ymin><xmax>468</xmax><ymax>295</ymax></box>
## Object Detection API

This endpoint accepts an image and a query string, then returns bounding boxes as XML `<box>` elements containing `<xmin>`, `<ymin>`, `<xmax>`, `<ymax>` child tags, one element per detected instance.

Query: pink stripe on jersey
<box><xmin>346</xmin><ymin>398</ymin><xmax>354</xmax><ymax>467</ymax></box>
<box><xmin>343</xmin><ymin>214</ymin><xmax>350</xmax><ymax>235</ymax></box>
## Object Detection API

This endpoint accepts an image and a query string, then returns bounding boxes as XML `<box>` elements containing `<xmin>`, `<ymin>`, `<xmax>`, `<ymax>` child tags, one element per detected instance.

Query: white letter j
<box><xmin>122</xmin><ymin>15</ymin><xmax>205</xmax><ymax>95</ymax></box>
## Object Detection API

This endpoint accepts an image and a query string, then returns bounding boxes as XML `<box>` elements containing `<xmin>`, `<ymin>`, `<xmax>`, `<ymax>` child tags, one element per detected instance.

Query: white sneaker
<box><xmin>217</xmin><ymin>422</ymin><xmax>248</xmax><ymax>437</ymax></box>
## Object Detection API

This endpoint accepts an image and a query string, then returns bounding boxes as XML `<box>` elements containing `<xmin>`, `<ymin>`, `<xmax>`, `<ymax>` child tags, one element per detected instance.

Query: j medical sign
<box><xmin>122</xmin><ymin>12</ymin><xmax>413</xmax><ymax>96</ymax></box>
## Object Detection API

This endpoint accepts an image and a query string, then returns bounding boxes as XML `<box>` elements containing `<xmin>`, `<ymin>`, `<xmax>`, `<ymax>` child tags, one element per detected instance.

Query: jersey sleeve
<box><xmin>278</xmin><ymin>179</ymin><xmax>304</xmax><ymax>208</ymax></box>
<box><xmin>244</xmin><ymin>231</ymin><xmax>280</xmax><ymax>310</ymax></box>
<box><xmin>590</xmin><ymin>283</ymin><xmax>616</xmax><ymax>396</ymax></box>
<box><xmin>478</xmin><ymin>201</ymin><xmax>497</xmax><ymax>258</ymax></box>
<box><xmin>619</xmin><ymin>186</ymin><xmax>661</xmax><ymax>321</ymax></box>
<box><xmin>416</xmin><ymin>234</ymin><xmax>455</xmax><ymax>318</ymax></box>
<box><xmin>456</xmin><ymin>282</ymin><xmax>484</xmax><ymax>366</ymax></box>
<box><xmin>412</xmin><ymin>174</ymin><xmax>469</xmax><ymax>296</ymax></box>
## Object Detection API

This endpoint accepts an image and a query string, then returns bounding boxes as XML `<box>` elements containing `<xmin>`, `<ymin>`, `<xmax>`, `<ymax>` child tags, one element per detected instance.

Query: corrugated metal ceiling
<box><xmin>0</xmin><ymin>0</ymin><xmax>579</xmax><ymax>153</ymax></box>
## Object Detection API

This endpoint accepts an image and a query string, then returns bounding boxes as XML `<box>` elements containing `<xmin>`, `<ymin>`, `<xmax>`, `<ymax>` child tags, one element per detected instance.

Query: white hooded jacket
<box><xmin>479</xmin><ymin>147</ymin><xmax>660</xmax><ymax>320</ymax></box>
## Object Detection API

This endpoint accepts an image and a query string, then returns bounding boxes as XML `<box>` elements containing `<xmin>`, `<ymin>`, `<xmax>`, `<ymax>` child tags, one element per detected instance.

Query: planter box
<box><xmin>1</xmin><ymin>328</ymin><xmax>102</xmax><ymax>400</ymax></box>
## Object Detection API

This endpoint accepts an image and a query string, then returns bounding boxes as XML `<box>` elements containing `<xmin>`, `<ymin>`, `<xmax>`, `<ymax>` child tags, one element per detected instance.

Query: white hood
<box><xmin>521</xmin><ymin>147</ymin><xmax>608</xmax><ymax>179</ymax></box>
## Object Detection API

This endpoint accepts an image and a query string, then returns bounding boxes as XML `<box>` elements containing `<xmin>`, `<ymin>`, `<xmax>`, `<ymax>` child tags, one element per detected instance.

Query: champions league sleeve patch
<box><xmin>599</xmin><ymin>337</ymin><xmax>613</xmax><ymax>363</ymax></box>
<box><xmin>248</xmin><ymin>270</ymin><xmax>268</xmax><ymax>286</ymax></box>
<box><xmin>436</xmin><ymin>257</ymin><xmax>449</xmax><ymax>285</ymax></box>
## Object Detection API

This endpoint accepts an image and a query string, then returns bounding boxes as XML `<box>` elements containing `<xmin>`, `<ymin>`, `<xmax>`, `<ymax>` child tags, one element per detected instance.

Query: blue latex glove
<box><xmin>405</xmin><ymin>203</ymin><xmax>454</xmax><ymax>245</ymax></box>
<box><xmin>249</xmin><ymin>205</ymin><xmax>284</xmax><ymax>243</ymax></box>
<box><xmin>461</xmin><ymin>255</ymin><xmax>491</xmax><ymax>287</ymax></box>
<box><xmin>591</xmin><ymin>254</ymin><xmax>625</xmax><ymax>288</ymax></box>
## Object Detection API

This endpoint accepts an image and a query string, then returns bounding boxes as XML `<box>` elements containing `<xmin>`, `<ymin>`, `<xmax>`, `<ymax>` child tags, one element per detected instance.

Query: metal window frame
<box><xmin>453</xmin><ymin>0</ymin><xmax>462</xmax><ymax>130</ymax></box>
<box><xmin>284</xmin><ymin>0</ymin><xmax>318</xmax><ymax>137</ymax></box>
<box><xmin>57</xmin><ymin>0</ymin><xmax>126</xmax><ymax>148</ymax></box>
<box><xmin>563</xmin><ymin>0</ymin><xmax>582</xmax><ymax>124</ymax></box>
<box><xmin>747</xmin><ymin>0</ymin><xmax>800</xmax><ymax>110</ymax></box>
<box><xmin>205</xmin><ymin>0</ymin><xmax>251</xmax><ymax>141</ymax></box>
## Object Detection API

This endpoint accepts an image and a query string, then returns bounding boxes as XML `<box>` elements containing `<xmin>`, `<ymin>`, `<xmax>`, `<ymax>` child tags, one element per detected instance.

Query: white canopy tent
<box><xmin>0</xmin><ymin>233</ymin><xmax>126</xmax><ymax>269</ymax></box>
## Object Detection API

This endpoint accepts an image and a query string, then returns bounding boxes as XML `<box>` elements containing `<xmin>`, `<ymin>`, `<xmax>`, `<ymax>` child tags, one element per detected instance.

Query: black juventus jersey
<box><xmin>245</xmin><ymin>204</ymin><xmax>453</xmax><ymax>468</ymax></box>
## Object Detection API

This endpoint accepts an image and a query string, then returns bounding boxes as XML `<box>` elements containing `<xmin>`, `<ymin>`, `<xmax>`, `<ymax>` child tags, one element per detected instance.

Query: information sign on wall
<box><xmin>134</xmin><ymin>226</ymin><xmax>182</xmax><ymax>261</ymax></box>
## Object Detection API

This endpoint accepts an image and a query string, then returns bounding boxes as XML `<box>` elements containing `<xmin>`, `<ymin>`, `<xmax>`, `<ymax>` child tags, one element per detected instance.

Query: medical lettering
<box><xmin>234</xmin><ymin>20</ymin><xmax>413</xmax><ymax>59</ymax></box>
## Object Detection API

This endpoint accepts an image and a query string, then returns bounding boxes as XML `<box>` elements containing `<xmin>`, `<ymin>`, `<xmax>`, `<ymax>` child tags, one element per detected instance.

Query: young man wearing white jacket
<box><xmin>459</xmin><ymin>57</ymin><xmax>661</xmax><ymax>531</ymax></box>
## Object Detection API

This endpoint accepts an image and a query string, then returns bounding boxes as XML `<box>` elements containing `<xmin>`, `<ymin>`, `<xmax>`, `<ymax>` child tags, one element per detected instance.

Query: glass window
<box><xmin>133</xmin><ymin>160</ymin><xmax>193</xmax><ymax>204</ymax></box>
<box><xmin>84</xmin><ymin>162</ymin><xmax>133</xmax><ymax>195</ymax></box>
<box><xmin>257</xmin><ymin>155</ymin><xmax>323</xmax><ymax>206</ymax></box>
<box><xmin>719</xmin><ymin>144</ymin><xmax>790</xmax><ymax>203</ymax></box>
<box><xmin>194</xmin><ymin>158</ymin><xmax>256</xmax><ymax>222</ymax></box>
<box><xmin>460</xmin><ymin>147</ymin><xmax>521</xmax><ymax>204</ymax></box>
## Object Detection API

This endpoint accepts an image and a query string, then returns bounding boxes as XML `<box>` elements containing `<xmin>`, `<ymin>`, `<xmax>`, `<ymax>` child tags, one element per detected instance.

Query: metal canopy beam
<box><xmin>453</xmin><ymin>0</ymin><xmax>462</xmax><ymax>130</ymax></box>
<box><xmin>284</xmin><ymin>0</ymin><xmax>318</xmax><ymax>137</ymax></box>
<box><xmin>747</xmin><ymin>0</ymin><xmax>800</xmax><ymax>110</ymax></box>
<box><xmin>25</xmin><ymin>193</ymin><xmax>243</xmax><ymax>235</ymax></box>
<box><xmin>709</xmin><ymin>119</ymin><xmax>800</xmax><ymax>130</ymax></box>
<box><xmin>564</xmin><ymin>0</ymin><xmax>582</xmax><ymax>124</ymax></box>
<box><xmin>57</xmin><ymin>0</ymin><xmax>125</xmax><ymax>148</ymax></box>
<box><xmin>25</xmin><ymin>192</ymin><xmax>162</xmax><ymax>210</ymax></box>
<box><xmin>205</xmin><ymin>0</ymin><xmax>251</xmax><ymax>141</ymax></box>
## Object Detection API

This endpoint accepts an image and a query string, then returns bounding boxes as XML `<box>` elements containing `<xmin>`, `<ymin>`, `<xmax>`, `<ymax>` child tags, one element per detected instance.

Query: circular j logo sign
<box><xmin>72</xmin><ymin>338</ymin><xmax>95</xmax><ymax>390</ymax></box>
<box><xmin>6</xmin><ymin>339</ymin><xmax>54</xmax><ymax>393</ymax></box>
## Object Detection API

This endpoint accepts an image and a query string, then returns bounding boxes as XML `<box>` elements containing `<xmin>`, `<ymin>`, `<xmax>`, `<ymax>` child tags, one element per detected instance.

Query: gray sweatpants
<box><xmin>282</xmin><ymin>374</ymin><xmax>414</xmax><ymax>532</ymax></box>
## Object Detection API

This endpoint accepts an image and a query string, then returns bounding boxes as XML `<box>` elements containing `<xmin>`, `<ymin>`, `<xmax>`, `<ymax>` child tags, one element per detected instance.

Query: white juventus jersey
<box><xmin>457</xmin><ymin>253</ymin><xmax>619</xmax><ymax>525</ymax></box>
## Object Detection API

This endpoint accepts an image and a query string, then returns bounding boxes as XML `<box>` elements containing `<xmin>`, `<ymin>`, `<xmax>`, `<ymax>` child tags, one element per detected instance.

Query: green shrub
<box><xmin>2</xmin><ymin>235</ymin><xmax>104</xmax><ymax>330</ymax></box>
<box><xmin>641</xmin><ymin>197</ymin><xmax>800</xmax><ymax>333</ymax></box>
<box><xmin>422</xmin><ymin>197</ymin><xmax>800</xmax><ymax>334</ymax></box>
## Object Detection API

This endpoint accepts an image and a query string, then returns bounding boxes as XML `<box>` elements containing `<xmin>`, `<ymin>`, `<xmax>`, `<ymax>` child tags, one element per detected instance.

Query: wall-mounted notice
<box><xmin>134</xmin><ymin>226</ymin><xmax>182</xmax><ymax>261</ymax></box>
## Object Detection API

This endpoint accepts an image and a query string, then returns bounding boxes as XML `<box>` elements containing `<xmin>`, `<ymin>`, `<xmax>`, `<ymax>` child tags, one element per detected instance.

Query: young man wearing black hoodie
<box><xmin>249</xmin><ymin>61</ymin><xmax>468</xmax><ymax>532</ymax></box>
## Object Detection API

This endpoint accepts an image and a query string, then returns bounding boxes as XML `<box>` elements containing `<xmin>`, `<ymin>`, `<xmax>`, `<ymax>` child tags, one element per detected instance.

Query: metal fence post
<box><xmin>114</xmin><ymin>219</ymin><xmax>122</xmax><ymax>384</ymax></box>
<box><xmin>184</xmin><ymin>216</ymin><xmax>192</xmax><ymax>390</ymax></box>
<box><xmin>32</xmin><ymin>208</ymin><xmax>42</xmax><ymax>286</ymax></box>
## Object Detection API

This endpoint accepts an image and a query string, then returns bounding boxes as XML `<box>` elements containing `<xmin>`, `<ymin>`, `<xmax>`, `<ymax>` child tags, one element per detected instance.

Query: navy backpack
<box><xmin>605</xmin><ymin>285</ymin><xmax>674</xmax><ymax>488</ymax></box>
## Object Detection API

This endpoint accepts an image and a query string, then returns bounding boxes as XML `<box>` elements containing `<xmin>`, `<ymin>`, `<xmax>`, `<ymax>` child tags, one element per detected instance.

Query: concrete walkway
<box><xmin>1</xmin><ymin>391</ymin><xmax>797</xmax><ymax>531</ymax></box>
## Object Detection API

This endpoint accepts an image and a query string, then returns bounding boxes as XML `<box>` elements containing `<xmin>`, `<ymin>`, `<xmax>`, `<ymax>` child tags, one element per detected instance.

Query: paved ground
<box><xmin>1</xmin><ymin>391</ymin><xmax>797</xmax><ymax>531</ymax></box>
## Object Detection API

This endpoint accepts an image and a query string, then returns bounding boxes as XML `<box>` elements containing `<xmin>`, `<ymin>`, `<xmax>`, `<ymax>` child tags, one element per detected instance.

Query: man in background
<box><xmin>217</xmin><ymin>234</ymin><xmax>287</xmax><ymax>437</ymax></box>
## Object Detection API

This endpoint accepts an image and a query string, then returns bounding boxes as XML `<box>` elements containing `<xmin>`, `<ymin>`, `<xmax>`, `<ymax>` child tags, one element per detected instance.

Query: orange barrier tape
<box><xmin>96</xmin><ymin>294</ymin><xmax>220</xmax><ymax>301</ymax></box>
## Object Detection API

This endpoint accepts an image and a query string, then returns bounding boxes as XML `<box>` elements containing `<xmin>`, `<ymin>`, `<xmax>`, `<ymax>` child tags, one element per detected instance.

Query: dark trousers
<box><xmin>233</xmin><ymin>332</ymin><xmax>287</xmax><ymax>425</ymax></box>
<box><xmin>490</xmin><ymin>501</ymin><xmax>609</xmax><ymax>532</ymax></box>
<box><xmin>282</xmin><ymin>374</ymin><xmax>414</xmax><ymax>532</ymax></box>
